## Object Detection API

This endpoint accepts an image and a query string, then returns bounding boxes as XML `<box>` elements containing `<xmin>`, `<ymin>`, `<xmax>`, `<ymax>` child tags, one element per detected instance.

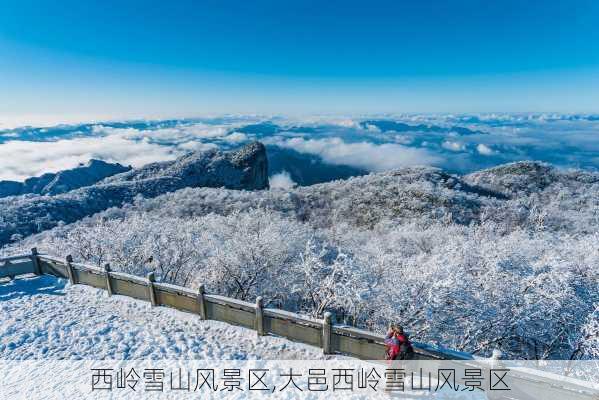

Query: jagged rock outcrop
<box><xmin>0</xmin><ymin>142</ymin><xmax>269</xmax><ymax>247</ymax></box>
<box><xmin>101</xmin><ymin>141</ymin><xmax>269</xmax><ymax>190</ymax></box>
<box><xmin>0</xmin><ymin>159</ymin><xmax>131</xmax><ymax>198</ymax></box>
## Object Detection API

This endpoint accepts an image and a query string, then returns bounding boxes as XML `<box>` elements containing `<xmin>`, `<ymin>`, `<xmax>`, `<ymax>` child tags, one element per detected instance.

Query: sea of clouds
<box><xmin>0</xmin><ymin>114</ymin><xmax>598</xmax><ymax>183</ymax></box>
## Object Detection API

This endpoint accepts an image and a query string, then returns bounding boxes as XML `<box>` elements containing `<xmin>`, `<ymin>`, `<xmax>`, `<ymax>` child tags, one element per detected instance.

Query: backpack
<box><xmin>385</xmin><ymin>334</ymin><xmax>404</xmax><ymax>360</ymax></box>
<box><xmin>398</xmin><ymin>342</ymin><xmax>414</xmax><ymax>360</ymax></box>
<box><xmin>394</xmin><ymin>334</ymin><xmax>414</xmax><ymax>360</ymax></box>
<box><xmin>385</xmin><ymin>332</ymin><xmax>414</xmax><ymax>361</ymax></box>
<box><xmin>385</xmin><ymin>344</ymin><xmax>400</xmax><ymax>360</ymax></box>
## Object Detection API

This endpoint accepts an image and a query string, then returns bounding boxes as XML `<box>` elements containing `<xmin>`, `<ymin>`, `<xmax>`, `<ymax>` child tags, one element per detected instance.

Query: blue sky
<box><xmin>1</xmin><ymin>0</ymin><xmax>599</xmax><ymax>124</ymax></box>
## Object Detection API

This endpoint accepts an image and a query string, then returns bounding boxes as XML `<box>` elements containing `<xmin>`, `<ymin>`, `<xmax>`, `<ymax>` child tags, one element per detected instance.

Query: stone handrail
<box><xmin>1</xmin><ymin>249</ymin><xmax>598</xmax><ymax>399</ymax></box>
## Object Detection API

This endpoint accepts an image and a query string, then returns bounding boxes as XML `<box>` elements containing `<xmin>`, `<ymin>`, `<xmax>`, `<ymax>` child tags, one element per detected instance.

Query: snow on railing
<box><xmin>0</xmin><ymin>249</ymin><xmax>39</xmax><ymax>279</ymax></box>
<box><xmin>1</xmin><ymin>248</ymin><xmax>459</xmax><ymax>360</ymax></box>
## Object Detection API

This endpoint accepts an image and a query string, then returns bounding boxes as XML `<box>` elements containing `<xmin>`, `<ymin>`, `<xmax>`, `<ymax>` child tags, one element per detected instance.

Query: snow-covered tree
<box><xmin>5</xmin><ymin>161</ymin><xmax>598</xmax><ymax>359</ymax></box>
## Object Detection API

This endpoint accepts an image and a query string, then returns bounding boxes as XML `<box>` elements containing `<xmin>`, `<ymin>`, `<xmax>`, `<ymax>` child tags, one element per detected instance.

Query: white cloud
<box><xmin>392</xmin><ymin>135</ymin><xmax>413</xmax><ymax>145</ymax></box>
<box><xmin>299</xmin><ymin>117</ymin><xmax>360</xmax><ymax>128</ymax></box>
<box><xmin>184</xmin><ymin>124</ymin><xmax>230</xmax><ymax>138</ymax></box>
<box><xmin>92</xmin><ymin>123</ymin><xmax>229</xmax><ymax>143</ymax></box>
<box><xmin>442</xmin><ymin>141</ymin><xmax>466</xmax><ymax>152</ymax></box>
<box><xmin>0</xmin><ymin>136</ymin><xmax>179</xmax><ymax>181</ymax></box>
<box><xmin>176</xmin><ymin>141</ymin><xmax>219</xmax><ymax>152</ymax></box>
<box><xmin>363</xmin><ymin>123</ymin><xmax>381</xmax><ymax>132</ymax></box>
<box><xmin>3</xmin><ymin>115</ymin><xmax>599</xmax><ymax>183</ymax></box>
<box><xmin>0</xmin><ymin>122</ymin><xmax>238</xmax><ymax>181</ymax></box>
<box><xmin>476</xmin><ymin>143</ymin><xmax>494</xmax><ymax>156</ymax></box>
<box><xmin>223</xmin><ymin>132</ymin><xmax>248</xmax><ymax>143</ymax></box>
<box><xmin>330</xmin><ymin>119</ymin><xmax>360</xmax><ymax>128</ymax></box>
<box><xmin>270</xmin><ymin>137</ymin><xmax>441</xmax><ymax>172</ymax></box>
<box><xmin>269</xmin><ymin>170</ymin><xmax>297</xmax><ymax>190</ymax></box>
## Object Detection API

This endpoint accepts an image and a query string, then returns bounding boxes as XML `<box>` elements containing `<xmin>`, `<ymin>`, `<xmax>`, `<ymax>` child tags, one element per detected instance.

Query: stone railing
<box><xmin>0</xmin><ymin>248</ymin><xmax>465</xmax><ymax>361</ymax></box>
<box><xmin>1</xmin><ymin>249</ymin><xmax>598</xmax><ymax>399</ymax></box>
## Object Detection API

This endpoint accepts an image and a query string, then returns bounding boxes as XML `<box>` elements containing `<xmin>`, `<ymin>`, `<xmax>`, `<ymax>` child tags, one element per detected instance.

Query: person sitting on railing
<box><xmin>384</xmin><ymin>324</ymin><xmax>414</xmax><ymax>361</ymax></box>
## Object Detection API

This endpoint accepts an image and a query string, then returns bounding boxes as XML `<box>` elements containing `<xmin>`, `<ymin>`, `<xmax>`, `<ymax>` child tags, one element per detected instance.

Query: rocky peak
<box><xmin>228</xmin><ymin>141</ymin><xmax>269</xmax><ymax>190</ymax></box>
<box><xmin>101</xmin><ymin>141</ymin><xmax>269</xmax><ymax>190</ymax></box>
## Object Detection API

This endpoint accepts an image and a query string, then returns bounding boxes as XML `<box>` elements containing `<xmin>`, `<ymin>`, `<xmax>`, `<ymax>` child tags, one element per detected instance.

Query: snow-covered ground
<box><xmin>1</xmin><ymin>276</ymin><xmax>594</xmax><ymax>399</ymax></box>
<box><xmin>0</xmin><ymin>275</ymin><xmax>326</xmax><ymax>360</ymax></box>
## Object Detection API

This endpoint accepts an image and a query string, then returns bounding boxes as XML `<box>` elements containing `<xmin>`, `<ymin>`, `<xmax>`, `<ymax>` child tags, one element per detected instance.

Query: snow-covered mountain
<box><xmin>75</xmin><ymin>160</ymin><xmax>597</xmax><ymax>232</ymax></box>
<box><xmin>2</xmin><ymin>146</ymin><xmax>598</xmax><ymax>360</ymax></box>
<box><xmin>464</xmin><ymin>161</ymin><xmax>599</xmax><ymax>198</ymax></box>
<box><xmin>0</xmin><ymin>159</ymin><xmax>130</xmax><ymax>198</ymax></box>
<box><xmin>0</xmin><ymin>142</ymin><xmax>268</xmax><ymax>247</ymax></box>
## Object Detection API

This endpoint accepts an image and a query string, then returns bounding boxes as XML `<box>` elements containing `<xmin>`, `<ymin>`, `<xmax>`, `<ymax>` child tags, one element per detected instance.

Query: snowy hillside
<box><xmin>0</xmin><ymin>159</ymin><xmax>130</xmax><ymax>198</ymax></box>
<box><xmin>6</xmin><ymin>160</ymin><xmax>598</xmax><ymax>360</ymax></box>
<box><xmin>0</xmin><ymin>142</ymin><xmax>269</xmax><ymax>247</ymax></box>
<box><xmin>0</xmin><ymin>275</ymin><xmax>326</xmax><ymax>360</ymax></box>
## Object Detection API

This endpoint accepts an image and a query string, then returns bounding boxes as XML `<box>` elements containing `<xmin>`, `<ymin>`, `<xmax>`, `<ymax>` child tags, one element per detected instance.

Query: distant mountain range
<box><xmin>359</xmin><ymin>119</ymin><xmax>487</xmax><ymax>135</ymax></box>
<box><xmin>0</xmin><ymin>159</ymin><xmax>130</xmax><ymax>198</ymax></box>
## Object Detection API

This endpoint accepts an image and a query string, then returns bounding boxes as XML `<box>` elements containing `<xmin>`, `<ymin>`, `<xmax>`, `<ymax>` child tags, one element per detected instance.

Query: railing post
<box><xmin>322</xmin><ymin>312</ymin><xmax>332</xmax><ymax>355</ymax></box>
<box><xmin>255</xmin><ymin>296</ymin><xmax>265</xmax><ymax>336</ymax></box>
<box><xmin>490</xmin><ymin>348</ymin><xmax>503</xmax><ymax>370</ymax></box>
<box><xmin>65</xmin><ymin>255</ymin><xmax>76</xmax><ymax>285</ymax></box>
<box><xmin>486</xmin><ymin>348</ymin><xmax>504</xmax><ymax>390</ymax></box>
<box><xmin>104</xmin><ymin>263</ymin><xmax>113</xmax><ymax>296</ymax></box>
<box><xmin>30</xmin><ymin>247</ymin><xmax>41</xmax><ymax>275</ymax></box>
<box><xmin>197</xmin><ymin>284</ymin><xmax>207</xmax><ymax>320</ymax></box>
<box><xmin>491</xmin><ymin>349</ymin><xmax>502</xmax><ymax>360</ymax></box>
<box><xmin>146</xmin><ymin>272</ymin><xmax>157</xmax><ymax>306</ymax></box>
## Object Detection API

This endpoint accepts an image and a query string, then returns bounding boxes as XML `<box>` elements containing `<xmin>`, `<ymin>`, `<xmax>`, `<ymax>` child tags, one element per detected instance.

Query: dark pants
<box><xmin>398</xmin><ymin>344</ymin><xmax>414</xmax><ymax>360</ymax></box>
